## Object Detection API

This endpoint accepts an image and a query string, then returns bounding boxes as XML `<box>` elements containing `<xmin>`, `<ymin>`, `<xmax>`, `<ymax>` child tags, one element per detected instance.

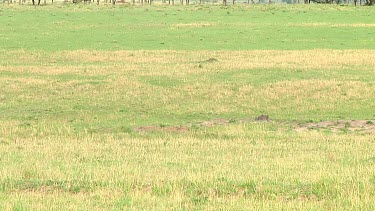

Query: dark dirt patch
<box><xmin>203</xmin><ymin>58</ymin><xmax>219</xmax><ymax>63</ymax></box>
<box><xmin>198</xmin><ymin>58</ymin><xmax>219</xmax><ymax>68</ymax></box>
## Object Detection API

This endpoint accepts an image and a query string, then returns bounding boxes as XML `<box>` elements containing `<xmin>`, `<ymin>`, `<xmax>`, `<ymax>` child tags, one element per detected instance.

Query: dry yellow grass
<box><xmin>1</xmin><ymin>125</ymin><xmax>375</xmax><ymax>210</ymax></box>
<box><xmin>2</xmin><ymin>50</ymin><xmax>375</xmax><ymax>82</ymax></box>
<box><xmin>172</xmin><ymin>22</ymin><xmax>216</xmax><ymax>28</ymax></box>
<box><xmin>5</xmin><ymin>49</ymin><xmax>375</xmax><ymax>69</ymax></box>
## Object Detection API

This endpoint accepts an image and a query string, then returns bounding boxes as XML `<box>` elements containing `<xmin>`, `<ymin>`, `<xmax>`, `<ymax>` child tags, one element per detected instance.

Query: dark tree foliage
<box><xmin>32</xmin><ymin>0</ymin><xmax>41</xmax><ymax>4</ymax></box>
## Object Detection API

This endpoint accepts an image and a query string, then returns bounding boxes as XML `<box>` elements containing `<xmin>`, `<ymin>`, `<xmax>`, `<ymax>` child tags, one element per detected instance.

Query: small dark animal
<box><xmin>255</xmin><ymin>115</ymin><xmax>270</xmax><ymax>122</ymax></box>
<box><xmin>205</xmin><ymin>58</ymin><xmax>218</xmax><ymax>63</ymax></box>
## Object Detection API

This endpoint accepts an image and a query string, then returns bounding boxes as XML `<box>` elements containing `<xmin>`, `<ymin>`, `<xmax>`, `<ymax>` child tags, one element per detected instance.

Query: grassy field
<box><xmin>1</xmin><ymin>4</ymin><xmax>375</xmax><ymax>210</ymax></box>
<box><xmin>1</xmin><ymin>4</ymin><xmax>375</xmax><ymax>50</ymax></box>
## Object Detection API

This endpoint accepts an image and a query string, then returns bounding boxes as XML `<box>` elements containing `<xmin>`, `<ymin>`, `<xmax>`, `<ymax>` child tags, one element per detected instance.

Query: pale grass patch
<box><xmin>1</xmin><ymin>77</ymin><xmax>50</xmax><ymax>85</ymax></box>
<box><xmin>3</xmin><ymin>50</ymin><xmax>375</xmax><ymax>76</ymax></box>
<box><xmin>208</xmin><ymin>50</ymin><xmax>375</xmax><ymax>71</ymax></box>
<box><xmin>0</xmin><ymin>65</ymin><xmax>114</xmax><ymax>76</ymax></box>
<box><xmin>60</xmin><ymin>50</ymin><xmax>182</xmax><ymax>64</ymax></box>
<box><xmin>2</xmin><ymin>190</ymin><xmax>123</xmax><ymax>211</ymax></box>
<box><xmin>172</xmin><ymin>22</ymin><xmax>216</xmax><ymax>28</ymax></box>
<box><xmin>228</xmin><ymin>22</ymin><xmax>375</xmax><ymax>28</ymax></box>
<box><xmin>259</xmin><ymin>80</ymin><xmax>372</xmax><ymax>100</ymax></box>
<box><xmin>288</xmin><ymin>23</ymin><xmax>375</xmax><ymax>28</ymax></box>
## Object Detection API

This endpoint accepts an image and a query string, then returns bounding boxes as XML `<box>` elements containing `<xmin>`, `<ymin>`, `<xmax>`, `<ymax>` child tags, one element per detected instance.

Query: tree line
<box><xmin>2</xmin><ymin>0</ymin><xmax>374</xmax><ymax>6</ymax></box>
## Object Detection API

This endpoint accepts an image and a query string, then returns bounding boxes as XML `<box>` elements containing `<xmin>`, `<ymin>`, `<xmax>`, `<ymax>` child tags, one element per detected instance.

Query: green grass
<box><xmin>1</xmin><ymin>4</ymin><xmax>375</xmax><ymax>51</ymax></box>
<box><xmin>1</xmin><ymin>4</ymin><xmax>375</xmax><ymax>210</ymax></box>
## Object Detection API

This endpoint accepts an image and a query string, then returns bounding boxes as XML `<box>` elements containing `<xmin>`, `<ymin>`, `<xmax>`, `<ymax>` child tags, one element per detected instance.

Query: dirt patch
<box><xmin>292</xmin><ymin>120</ymin><xmax>375</xmax><ymax>133</ymax></box>
<box><xmin>133</xmin><ymin>115</ymin><xmax>269</xmax><ymax>132</ymax></box>
<box><xmin>133</xmin><ymin>125</ymin><xmax>189</xmax><ymax>133</ymax></box>
<box><xmin>198</xmin><ymin>118</ymin><xmax>231</xmax><ymax>127</ymax></box>
<box><xmin>133</xmin><ymin>117</ymin><xmax>375</xmax><ymax>134</ymax></box>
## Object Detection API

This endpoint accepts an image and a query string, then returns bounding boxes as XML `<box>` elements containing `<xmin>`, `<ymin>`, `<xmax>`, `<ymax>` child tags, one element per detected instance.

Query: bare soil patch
<box><xmin>133</xmin><ymin>115</ymin><xmax>269</xmax><ymax>132</ymax></box>
<box><xmin>134</xmin><ymin>116</ymin><xmax>375</xmax><ymax>134</ymax></box>
<box><xmin>133</xmin><ymin>125</ymin><xmax>189</xmax><ymax>133</ymax></box>
<box><xmin>293</xmin><ymin>120</ymin><xmax>375</xmax><ymax>133</ymax></box>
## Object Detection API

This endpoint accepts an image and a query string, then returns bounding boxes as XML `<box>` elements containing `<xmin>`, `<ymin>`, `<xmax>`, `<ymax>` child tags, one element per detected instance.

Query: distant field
<box><xmin>1</xmin><ymin>5</ymin><xmax>375</xmax><ymax>50</ymax></box>
<box><xmin>1</xmin><ymin>4</ymin><xmax>375</xmax><ymax>210</ymax></box>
